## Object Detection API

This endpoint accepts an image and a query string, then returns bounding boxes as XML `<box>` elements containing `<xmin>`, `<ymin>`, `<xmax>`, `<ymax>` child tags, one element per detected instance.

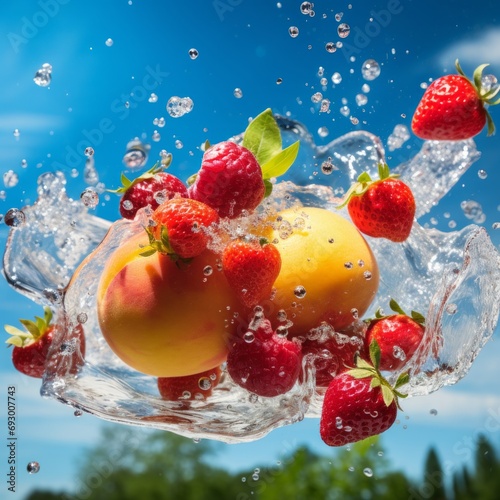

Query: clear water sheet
<box><xmin>3</xmin><ymin>121</ymin><xmax>500</xmax><ymax>443</ymax></box>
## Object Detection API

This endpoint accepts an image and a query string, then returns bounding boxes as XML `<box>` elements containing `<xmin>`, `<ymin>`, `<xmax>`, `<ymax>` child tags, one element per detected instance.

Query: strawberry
<box><xmin>222</xmin><ymin>238</ymin><xmax>281</xmax><ymax>308</ymax></box>
<box><xmin>320</xmin><ymin>341</ymin><xmax>408</xmax><ymax>447</ymax></box>
<box><xmin>5</xmin><ymin>308</ymin><xmax>86</xmax><ymax>378</ymax></box>
<box><xmin>301</xmin><ymin>327</ymin><xmax>364</xmax><ymax>387</ymax></box>
<box><xmin>158</xmin><ymin>366</ymin><xmax>222</xmax><ymax>401</ymax></box>
<box><xmin>111</xmin><ymin>161</ymin><xmax>188</xmax><ymax>220</ymax></box>
<box><xmin>226</xmin><ymin>316</ymin><xmax>302</xmax><ymax>397</ymax></box>
<box><xmin>188</xmin><ymin>141</ymin><xmax>265</xmax><ymax>219</ymax></box>
<box><xmin>412</xmin><ymin>60</ymin><xmax>499</xmax><ymax>141</ymax></box>
<box><xmin>142</xmin><ymin>197</ymin><xmax>219</xmax><ymax>260</ymax></box>
<box><xmin>339</xmin><ymin>163</ymin><xmax>416</xmax><ymax>243</ymax></box>
<box><xmin>364</xmin><ymin>299</ymin><xmax>425</xmax><ymax>372</ymax></box>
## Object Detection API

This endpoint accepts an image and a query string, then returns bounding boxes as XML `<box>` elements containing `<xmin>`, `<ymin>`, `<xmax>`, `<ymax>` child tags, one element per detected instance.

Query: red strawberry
<box><xmin>222</xmin><ymin>238</ymin><xmax>281</xmax><ymax>308</ymax></box>
<box><xmin>227</xmin><ymin>317</ymin><xmax>302</xmax><ymax>397</ymax></box>
<box><xmin>320</xmin><ymin>341</ymin><xmax>408</xmax><ymax>447</ymax></box>
<box><xmin>5</xmin><ymin>308</ymin><xmax>85</xmax><ymax>378</ymax></box>
<box><xmin>340</xmin><ymin>163</ymin><xmax>416</xmax><ymax>243</ymax></box>
<box><xmin>365</xmin><ymin>299</ymin><xmax>425</xmax><ymax>372</ymax></box>
<box><xmin>301</xmin><ymin>328</ymin><xmax>364</xmax><ymax>387</ymax></box>
<box><xmin>188</xmin><ymin>141</ymin><xmax>265</xmax><ymax>219</ymax></box>
<box><xmin>412</xmin><ymin>60</ymin><xmax>499</xmax><ymax>141</ymax></box>
<box><xmin>112</xmin><ymin>162</ymin><xmax>188</xmax><ymax>220</ymax></box>
<box><xmin>143</xmin><ymin>198</ymin><xmax>219</xmax><ymax>260</ymax></box>
<box><xmin>158</xmin><ymin>366</ymin><xmax>222</xmax><ymax>401</ymax></box>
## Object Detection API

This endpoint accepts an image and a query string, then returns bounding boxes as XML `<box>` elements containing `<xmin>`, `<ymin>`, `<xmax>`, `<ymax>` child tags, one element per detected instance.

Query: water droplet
<box><xmin>325</xmin><ymin>42</ymin><xmax>337</xmax><ymax>53</ymax></box>
<box><xmin>430</xmin><ymin>408</ymin><xmax>438</xmax><ymax>416</ymax></box>
<box><xmin>123</xmin><ymin>139</ymin><xmax>150</xmax><ymax>169</ymax></box>
<box><xmin>340</xmin><ymin>105</ymin><xmax>350</xmax><ymax>117</ymax></box>
<box><xmin>278</xmin><ymin>220</ymin><xmax>293</xmax><ymax>239</ymax></box>
<box><xmin>393</xmin><ymin>345</ymin><xmax>406</xmax><ymax>361</ymax></box>
<box><xmin>493</xmin><ymin>222</ymin><xmax>500</xmax><ymax>230</ymax></box>
<box><xmin>77</xmin><ymin>312</ymin><xmax>88</xmax><ymax>324</ymax></box>
<box><xmin>33</xmin><ymin>63</ymin><xmax>52</xmax><ymax>87</ymax></box>
<box><xmin>4</xmin><ymin>208</ymin><xmax>26</xmax><ymax>227</ymax></box>
<box><xmin>288</xmin><ymin>26</ymin><xmax>299</xmax><ymax>38</ymax></box>
<box><xmin>355</xmin><ymin>93</ymin><xmax>368</xmax><ymax>106</ymax></box>
<box><xmin>446</xmin><ymin>303</ymin><xmax>458</xmax><ymax>315</ymax></box>
<box><xmin>276</xmin><ymin>77</ymin><xmax>283</xmax><ymax>85</ymax></box>
<box><xmin>84</xmin><ymin>147</ymin><xmax>94</xmax><ymax>157</ymax></box>
<box><xmin>348</xmin><ymin>466</ymin><xmax>355</xmax><ymax>472</ymax></box>
<box><xmin>318</xmin><ymin>126</ymin><xmax>329</xmax><ymax>138</ymax></box>
<box><xmin>361</xmin><ymin>59</ymin><xmax>381</xmax><ymax>81</ymax></box>
<box><xmin>152</xmin><ymin>130</ymin><xmax>161</xmax><ymax>142</ymax></box>
<box><xmin>478</xmin><ymin>169</ymin><xmax>488</xmax><ymax>180</ymax></box>
<box><xmin>320</xmin><ymin>99</ymin><xmax>331</xmax><ymax>113</ymax></box>
<box><xmin>104</xmin><ymin>37</ymin><xmax>113</xmax><ymax>47</ymax></box>
<box><xmin>331</xmin><ymin>72</ymin><xmax>342</xmax><ymax>84</ymax></box>
<box><xmin>311</xmin><ymin>92</ymin><xmax>323</xmax><ymax>103</ymax></box>
<box><xmin>148</xmin><ymin>93</ymin><xmax>158</xmax><ymax>103</ymax></box>
<box><xmin>13</xmin><ymin>129</ymin><xmax>20</xmax><ymax>138</ymax></box>
<box><xmin>300</xmin><ymin>2</ymin><xmax>313</xmax><ymax>14</ymax></box>
<box><xmin>203</xmin><ymin>266</ymin><xmax>213</xmax><ymax>276</ymax></box>
<box><xmin>74</xmin><ymin>409</ymin><xmax>83</xmax><ymax>417</ymax></box>
<box><xmin>175</xmin><ymin>139</ymin><xmax>183</xmax><ymax>149</ymax></box>
<box><xmin>198</xmin><ymin>377</ymin><xmax>212</xmax><ymax>391</ymax></box>
<box><xmin>233</xmin><ymin>88</ymin><xmax>243</xmax><ymax>98</ymax></box>
<box><xmin>188</xmin><ymin>48</ymin><xmax>199</xmax><ymax>60</ymax></box>
<box><xmin>344</xmin><ymin>261</ymin><xmax>353</xmax><ymax>269</ymax></box>
<box><xmin>166</xmin><ymin>96</ymin><xmax>194</xmax><ymax>118</ymax></box>
<box><xmin>27</xmin><ymin>462</ymin><xmax>40</xmax><ymax>474</ymax></box>
<box><xmin>363</xmin><ymin>467</ymin><xmax>373</xmax><ymax>478</ymax></box>
<box><xmin>244</xmin><ymin>331</ymin><xmax>255</xmax><ymax>343</ymax></box>
<box><xmin>335</xmin><ymin>12</ymin><xmax>343</xmax><ymax>21</ymax></box>
<box><xmin>249</xmin><ymin>393</ymin><xmax>259</xmax><ymax>403</ymax></box>
<box><xmin>80</xmin><ymin>187</ymin><xmax>99</xmax><ymax>208</ymax></box>
<box><xmin>335</xmin><ymin>417</ymin><xmax>343</xmax><ymax>429</ymax></box>
<box><xmin>337</xmin><ymin>23</ymin><xmax>350</xmax><ymax>38</ymax></box>
<box><xmin>461</xmin><ymin>200</ymin><xmax>485</xmax><ymax>224</ymax></box>
<box><xmin>3</xmin><ymin>170</ymin><xmax>19</xmax><ymax>188</ymax></box>
<box><xmin>320</xmin><ymin>160</ymin><xmax>335</xmax><ymax>177</ymax></box>
<box><xmin>363</xmin><ymin>271</ymin><xmax>372</xmax><ymax>280</ymax></box>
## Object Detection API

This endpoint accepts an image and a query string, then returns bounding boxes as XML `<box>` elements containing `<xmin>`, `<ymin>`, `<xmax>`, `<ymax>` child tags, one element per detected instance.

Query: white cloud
<box><xmin>437</xmin><ymin>28</ymin><xmax>500</xmax><ymax>70</ymax></box>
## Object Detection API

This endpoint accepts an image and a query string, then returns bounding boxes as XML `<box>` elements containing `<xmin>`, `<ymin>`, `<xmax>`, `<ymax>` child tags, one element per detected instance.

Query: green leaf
<box><xmin>394</xmin><ymin>371</ymin><xmax>410</xmax><ymax>389</ymax></box>
<box><xmin>139</xmin><ymin>248</ymin><xmax>157</xmax><ymax>257</ymax></box>
<box><xmin>19</xmin><ymin>319</ymin><xmax>40</xmax><ymax>340</ymax></box>
<box><xmin>261</xmin><ymin>141</ymin><xmax>300</xmax><ymax>180</ymax></box>
<box><xmin>381</xmin><ymin>385</ymin><xmax>395</xmax><ymax>407</ymax></box>
<box><xmin>263</xmin><ymin>178</ymin><xmax>273</xmax><ymax>198</ymax></box>
<box><xmin>377</xmin><ymin>163</ymin><xmax>391</xmax><ymax>180</ymax></box>
<box><xmin>369</xmin><ymin>339</ymin><xmax>381</xmax><ymax>370</ymax></box>
<box><xmin>389</xmin><ymin>298</ymin><xmax>406</xmax><ymax>315</ymax></box>
<box><xmin>6</xmin><ymin>336</ymin><xmax>23</xmax><ymax>347</ymax></box>
<box><xmin>370</xmin><ymin>377</ymin><xmax>381</xmax><ymax>388</ymax></box>
<box><xmin>473</xmin><ymin>63</ymin><xmax>489</xmax><ymax>91</ymax></box>
<box><xmin>410</xmin><ymin>310</ymin><xmax>426</xmax><ymax>326</ymax></box>
<box><xmin>242</xmin><ymin>109</ymin><xmax>282</xmax><ymax>166</ymax></box>
<box><xmin>347</xmin><ymin>368</ymin><xmax>373</xmax><ymax>379</ymax></box>
<box><xmin>4</xmin><ymin>325</ymin><xmax>30</xmax><ymax>338</ymax></box>
<box><xmin>356</xmin><ymin>357</ymin><xmax>375</xmax><ymax>371</ymax></box>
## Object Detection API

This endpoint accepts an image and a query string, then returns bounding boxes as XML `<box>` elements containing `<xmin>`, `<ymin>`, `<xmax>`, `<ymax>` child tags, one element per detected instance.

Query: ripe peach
<box><xmin>268</xmin><ymin>207</ymin><xmax>379</xmax><ymax>334</ymax></box>
<box><xmin>97</xmin><ymin>230</ymin><xmax>242</xmax><ymax>377</ymax></box>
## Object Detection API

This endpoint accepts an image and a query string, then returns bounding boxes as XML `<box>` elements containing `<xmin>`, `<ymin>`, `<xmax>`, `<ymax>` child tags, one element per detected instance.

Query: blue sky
<box><xmin>1</xmin><ymin>0</ymin><xmax>500</xmax><ymax>498</ymax></box>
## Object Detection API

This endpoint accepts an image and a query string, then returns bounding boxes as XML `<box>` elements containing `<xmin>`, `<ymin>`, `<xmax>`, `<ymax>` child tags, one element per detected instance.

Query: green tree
<box><xmin>469</xmin><ymin>434</ymin><xmax>500</xmax><ymax>500</ymax></box>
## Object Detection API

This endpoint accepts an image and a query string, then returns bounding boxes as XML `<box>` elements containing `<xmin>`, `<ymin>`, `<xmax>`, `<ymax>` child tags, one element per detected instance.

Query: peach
<box><xmin>267</xmin><ymin>207</ymin><xmax>379</xmax><ymax>334</ymax></box>
<box><xmin>97</xmin><ymin>230</ymin><xmax>242</xmax><ymax>377</ymax></box>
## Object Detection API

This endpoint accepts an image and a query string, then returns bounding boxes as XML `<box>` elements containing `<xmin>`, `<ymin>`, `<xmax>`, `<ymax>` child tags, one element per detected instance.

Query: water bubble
<box><xmin>27</xmin><ymin>462</ymin><xmax>40</xmax><ymax>474</ymax></box>
<box><xmin>393</xmin><ymin>345</ymin><xmax>406</xmax><ymax>361</ymax></box>
<box><xmin>188</xmin><ymin>48</ymin><xmax>199</xmax><ymax>60</ymax></box>
<box><xmin>276</xmin><ymin>77</ymin><xmax>283</xmax><ymax>84</ymax></box>
<box><xmin>74</xmin><ymin>409</ymin><xmax>83</xmax><ymax>417</ymax></box>
<box><xmin>84</xmin><ymin>157</ymin><xmax>98</xmax><ymax>185</ymax></box>
<box><xmin>430</xmin><ymin>408</ymin><xmax>438</xmax><ymax>416</ymax></box>
<box><xmin>311</xmin><ymin>92</ymin><xmax>323</xmax><ymax>103</ymax></box>
<box><xmin>175</xmin><ymin>140</ymin><xmax>183</xmax><ymax>149</ymax></box>
<box><xmin>198</xmin><ymin>377</ymin><xmax>212</xmax><ymax>391</ymax></box>
<box><xmin>363</xmin><ymin>467</ymin><xmax>373</xmax><ymax>478</ymax></box>
<box><xmin>157</xmin><ymin>117</ymin><xmax>166</xmax><ymax>128</ymax></box>
<box><xmin>13</xmin><ymin>129</ymin><xmax>20</xmax><ymax>138</ymax></box>
<box><xmin>321</xmin><ymin>158</ymin><xmax>336</xmax><ymax>175</ymax></box>
<box><xmin>335</xmin><ymin>417</ymin><xmax>343</xmax><ymax>429</ymax></box>
<box><xmin>21</xmin><ymin>159</ymin><xmax>28</xmax><ymax>168</ymax></box>
<box><xmin>478</xmin><ymin>169</ymin><xmax>488</xmax><ymax>180</ymax></box>
<box><xmin>461</xmin><ymin>200</ymin><xmax>485</xmax><ymax>224</ymax></box>
<box><xmin>331</xmin><ymin>72</ymin><xmax>342</xmax><ymax>84</ymax></box>
<box><xmin>363</xmin><ymin>271</ymin><xmax>372</xmax><ymax>280</ymax></box>
<box><xmin>325</xmin><ymin>42</ymin><xmax>337</xmax><ymax>53</ymax></box>
<box><xmin>340</xmin><ymin>105</ymin><xmax>350</xmax><ymax>117</ymax></box>
<box><xmin>152</xmin><ymin>130</ymin><xmax>161</xmax><ymax>142</ymax></box>
<box><xmin>244</xmin><ymin>331</ymin><xmax>255</xmax><ymax>343</ymax></box>
<box><xmin>148</xmin><ymin>93</ymin><xmax>158</xmax><ymax>103</ymax></box>
<box><xmin>77</xmin><ymin>312</ymin><xmax>88</xmax><ymax>324</ymax></box>
<box><xmin>344</xmin><ymin>261</ymin><xmax>353</xmax><ymax>269</ymax></box>
<box><xmin>203</xmin><ymin>266</ymin><xmax>213</xmax><ymax>276</ymax></box>
<box><xmin>233</xmin><ymin>88</ymin><xmax>243</xmax><ymax>98</ymax></box>
<box><xmin>104</xmin><ymin>37</ymin><xmax>114</xmax><ymax>47</ymax></box>
<box><xmin>84</xmin><ymin>147</ymin><xmax>94</xmax><ymax>157</ymax></box>
<box><xmin>493</xmin><ymin>222</ymin><xmax>500</xmax><ymax>230</ymax></box>
<box><xmin>166</xmin><ymin>96</ymin><xmax>194</xmax><ymax>118</ymax></box>
<box><xmin>318</xmin><ymin>126</ymin><xmax>329</xmax><ymax>138</ymax></box>
<box><xmin>43</xmin><ymin>288</ymin><xmax>62</xmax><ymax>304</ymax></box>
<box><xmin>123</xmin><ymin>139</ymin><xmax>150</xmax><ymax>169</ymax></box>
<box><xmin>33</xmin><ymin>63</ymin><xmax>52</xmax><ymax>87</ymax></box>
<box><xmin>481</xmin><ymin>73</ymin><xmax>498</xmax><ymax>93</ymax></box>
<box><xmin>80</xmin><ymin>188</ymin><xmax>99</xmax><ymax>208</ymax></box>
<box><xmin>446</xmin><ymin>303</ymin><xmax>458</xmax><ymax>315</ymax></box>
<box><xmin>361</xmin><ymin>59</ymin><xmax>381</xmax><ymax>81</ymax></box>
<box><xmin>4</xmin><ymin>208</ymin><xmax>26</xmax><ymax>227</ymax></box>
<box><xmin>3</xmin><ymin>170</ymin><xmax>19</xmax><ymax>188</ymax></box>
<box><xmin>288</xmin><ymin>26</ymin><xmax>299</xmax><ymax>38</ymax></box>
<box><xmin>320</xmin><ymin>99</ymin><xmax>331</xmax><ymax>113</ymax></box>
<box><xmin>335</xmin><ymin>12</ymin><xmax>343</xmax><ymax>21</ymax></box>
<box><xmin>355</xmin><ymin>93</ymin><xmax>368</xmax><ymax>106</ymax></box>
<box><xmin>294</xmin><ymin>285</ymin><xmax>307</xmax><ymax>299</ymax></box>
<box><xmin>278</xmin><ymin>220</ymin><xmax>293</xmax><ymax>239</ymax></box>
<box><xmin>348</xmin><ymin>466</ymin><xmax>355</xmax><ymax>472</ymax></box>
<box><xmin>337</xmin><ymin>23</ymin><xmax>350</xmax><ymax>38</ymax></box>
<box><xmin>300</xmin><ymin>1</ymin><xmax>313</xmax><ymax>14</ymax></box>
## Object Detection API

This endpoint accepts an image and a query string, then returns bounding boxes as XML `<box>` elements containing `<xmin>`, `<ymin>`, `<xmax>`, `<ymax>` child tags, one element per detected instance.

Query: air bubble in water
<box><xmin>446</xmin><ymin>303</ymin><xmax>458</xmax><ymax>315</ymax></box>
<box><xmin>198</xmin><ymin>377</ymin><xmax>212</xmax><ymax>391</ymax></box>
<box><xmin>123</xmin><ymin>139</ymin><xmax>150</xmax><ymax>169</ymax></box>
<box><xmin>80</xmin><ymin>188</ymin><xmax>99</xmax><ymax>208</ymax></box>
<box><xmin>300</xmin><ymin>2</ymin><xmax>313</xmax><ymax>14</ymax></box>
<box><xmin>325</xmin><ymin>42</ymin><xmax>336</xmax><ymax>53</ymax></box>
<box><xmin>393</xmin><ymin>345</ymin><xmax>406</xmax><ymax>361</ymax></box>
<box><xmin>244</xmin><ymin>332</ymin><xmax>255</xmax><ymax>343</ymax></box>
<box><xmin>74</xmin><ymin>409</ymin><xmax>83</xmax><ymax>417</ymax></box>
<box><xmin>152</xmin><ymin>130</ymin><xmax>161</xmax><ymax>142</ymax></box>
<box><xmin>105</xmin><ymin>38</ymin><xmax>113</xmax><ymax>47</ymax></box>
<box><xmin>288</xmin><ymin>26</ymin><xmax>299</xmax><ymax>38</ymax></box>
<box><xmin>478</xmin><ymin>169</ymin><xmax>487</xmax><ymax>180</ymax></box>
<box><xmin>189</xmin><ymin>48</ymin><xmax>199</xmax><ymax>60</ymax></box>
<box><xmin>148</xmin><ymin>93</ymin><xmax>158</xmax><ymax>103</ymax></box>
<box><xmin>361</xmin><ymin>59</ymin><xmax>381</xmax><ymax>81</ymax></box>
<box><xmin>166</xmin><ymin>96</ymin><xmax>194</xmax><ymax>118</ymax></box>
<box><xmin>175</xmin><ymin>140</ymin><xmax>183</xmax><ymax>149</ymax></box>
<box><xmin>331</xmin><ymin>72</ymin><xmax>342</xmax><ymax>84</ymax></box>
<box><xmin>203</xmin><ymin>266</ymin><xmax>213</xmax><ymax>276</ymax></box>
<box><xmin>4</xmin><ymin>208</ymin><xmax>26</xmax><ymax>227</ymax></box>
<box><xmin>13</xmin><ymin>129</ymin><xmax>20</xmax><ymax>137</ymax></box>
<box><xmin>337</xmin><ymin>23</ymin><xmax>350</xmax><ymax>38</ymax></box>
<box><xmin>321</xmin><ymin>158</ymin><xmax>336</xmax><ymax>175</ymax></box>
<box><xmin>294</xmin><ymin>285</ymin><xmax>307</xmax><ymax>299</ymax></box>
<box><xmin>3</xmin><ymin>170</ymin><xmax>19</xmax><ymax>188</ymax></box>
<box><xmin>461</xmin><ymin>200</ymin><xmax>485</xmax><ymax>224</ymax></box>
<box><xmin>27</xmin><ymin>462</ymin><xmax>40</xmax><ymax>474</ymax></box>
<box><xmin>355</xmin><ymin>93</ymin><xmax>368</xmax><ymax>106</ymax></box>
<box><xmin>33</xmin><ymin>63</ymin><xmax>52</xmax><ymax>87</ymax></box>
<box><xmin>233</xmin><ymin>88</ymin><xmax>243</xmax><ymax>98</ymax></box>
<box><xmin>84</xmin><ymin>147</ymin><xmax>94</xmax><ymax>157</ymax></box>
<box><xmin>77</xmin><ymin>312</ymin><xmax>88</xmax><ymax>324</ymax></box>
<box><xmin>320</xmin><ymin>99</ymin><xmax>330</xmax><ymax>113</ymax></box>
<box><xmin>318</xmin><ymin>126</ymin><xmax>329</xmax><ymax>138</ymax></box>
<box><xmin>311</xmin><ymin>92</ymin><xmax>323</xmax><ymax>103</ymax></box>
<box><xmin>430</xmin><ymin>408</ymin><xmax>438</xmax><ymax>416</ymax></box>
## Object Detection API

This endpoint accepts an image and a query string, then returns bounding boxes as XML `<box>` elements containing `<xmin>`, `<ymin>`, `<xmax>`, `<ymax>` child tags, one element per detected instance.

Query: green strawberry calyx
<box><xmin>371</xmin><ymin>298</ymin><xmax>425</xmax><ymax>327</ymax></box>
<box><xmin>108</xmin><ymin>158</ymin><xmax>172</xmax><ymax>195</ymax></box>
<box><xmin>347</xmin><ymin>340</ymin><xmax>409</xmax><ymax>410</ymax></box>
<box><xmin>456</xmin><ymin>59</ymin><xmax>500</xmax><ymax>136</ymax></box>
<box><xmin>336</xmin><ymin>163</ymin><xmax>398</xmax><ymax>209</ymax></box>
<box><xmin>139</xmin><ymin>225</ymin><xmax>192</xmax><ymax>266</ymax></box>
<box><xmin>5</xmin><ymin>307</ymin><xmax>53</xmax><ymax>348</ymax></box>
